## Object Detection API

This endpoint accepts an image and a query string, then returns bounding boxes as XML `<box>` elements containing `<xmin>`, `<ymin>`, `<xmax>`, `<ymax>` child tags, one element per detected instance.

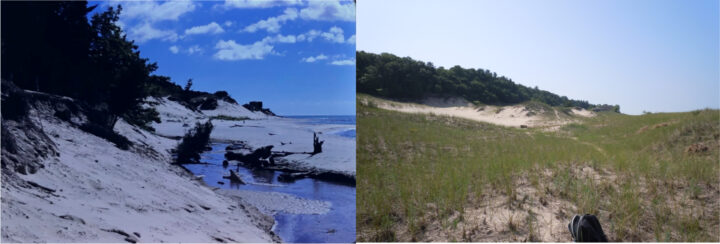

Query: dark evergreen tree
<box><xmin>88</xmin><ymin>5</ymin><xmax>158</xmax><ymax>127</ymax></box>
<box><xmin>1</xmin><ymin>2</ymin><xmax>161</xmax><ymax>129</ymax></box>
<box><xmin>1</xmin><ymin>1</ymin><xmax>95</xmax><ymax>96</ymax></box>
<box><xmin>184</xmin><ymin>79</ymin><xmax>193</xmax><ymax>91</ymax></box>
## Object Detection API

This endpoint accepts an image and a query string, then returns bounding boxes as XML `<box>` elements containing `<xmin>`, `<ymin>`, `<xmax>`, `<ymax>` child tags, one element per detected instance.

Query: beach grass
<box><xmin>356</xmin><ymin>94</ymin><xmax>719</xmax><ymax>242</ymax></box>
<box><xmin>209</xmin><ymin>115</ymin><xmax>251</xmax><ymax>121</ymax></box>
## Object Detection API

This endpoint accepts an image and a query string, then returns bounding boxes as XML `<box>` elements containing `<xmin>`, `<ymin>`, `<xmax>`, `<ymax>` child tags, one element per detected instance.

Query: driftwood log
<box><xmin>222</xmin><ymin>170</ymin><xmax>244</xmax><ymax>184</ymax></box>
<box><xmin>225</xmin><ymin>145</ymin><xmax>274</xmax><ymax>168</ymax></box>
<box><xmin>312</xmin><ymin>132</ymin><xmax>324</xmax><ymax>155</ymax></box>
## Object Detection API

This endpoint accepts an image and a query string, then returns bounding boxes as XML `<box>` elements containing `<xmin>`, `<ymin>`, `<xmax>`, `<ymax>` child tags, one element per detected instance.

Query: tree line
<box><xmin>357</xmin><ymin>51</ymin><xmax>619</xmax><ymax>112</ymax></box>
<box><xmin>1</xmin><ymin>1</ymin><xmax>159</xmax><ymax>129</ymax></box>
<box><xmin>1</xmin><ymin>1</ymin><xmax>241</xmax><ymax>131</ymax></box>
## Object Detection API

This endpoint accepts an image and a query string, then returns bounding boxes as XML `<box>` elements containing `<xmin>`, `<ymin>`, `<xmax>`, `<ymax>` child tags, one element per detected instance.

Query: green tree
<box><xmin>88</xmin><ymin>5</ymin><xmax>158</xmax><ymax>128</ymax></box>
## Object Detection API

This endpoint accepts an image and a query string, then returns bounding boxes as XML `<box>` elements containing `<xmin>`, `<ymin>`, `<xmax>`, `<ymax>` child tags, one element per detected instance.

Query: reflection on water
<box><xmin>250</xmin><ymin>168</ymin><xmax>275</xmax><ymax>183</ymax></box>
<box><xmin>285</xmin><ymin>115</ymin><xmax>356</xmax><ymax>125</ymax></box>
<box><xmin>336</xmin><ymin>129</ymin><xmax>356</xmax><ymax>138</ymax></box>
<box><xmin>184</xmin><ymin>143</ymin><xmax>356</xmax><ymax>243</ymax></box>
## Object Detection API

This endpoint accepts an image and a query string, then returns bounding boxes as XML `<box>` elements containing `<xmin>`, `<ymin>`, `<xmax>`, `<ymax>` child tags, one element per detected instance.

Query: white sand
<box><xmin>149</xmin><ymin>98</ymin><xmax>356</xmax><ymax>177</ymax></box>
<box><xmin>220</xmin><ymin>189</ymin><xmax>331</xmax><ymax>215</ymax></box>
<box><xmin>1</xmin><ymin>112</ymin><xmax>276</xmax><ymax>242</ymax></box>
<box><xmin>363</xmin><ymin>96</ymin><xmax>593</xmax><ymax>129</ymax></box>
<box><xmin>571</xmin><ymin>108</ymin><xmax>595</xmax><ymax>117</ymax></box>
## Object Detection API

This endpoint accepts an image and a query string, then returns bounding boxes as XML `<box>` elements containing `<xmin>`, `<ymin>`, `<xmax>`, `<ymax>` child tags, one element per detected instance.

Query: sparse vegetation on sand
<box><xmin>357</xmin><ymin>94</ymin><xmax>719</xmax><ymax>242</ymax></box>
<box><xmin>175</xmin><ymin>121</ymin><xmax>214</xmax><ymax>164</ymax></box>
<box><xmin>210</xmin><ymin>115</ymin><xmax>251</xmax><ymax>121</ymax></box>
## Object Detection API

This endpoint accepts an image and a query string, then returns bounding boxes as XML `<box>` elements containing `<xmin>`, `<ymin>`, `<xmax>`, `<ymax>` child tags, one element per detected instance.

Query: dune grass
<box><xmin>209</xmin><ymin>115</ymin><xmax>250</xmax><ymax>121</ymax></box>
<box><xmin>357</xmin><ymin>94</ymin><xmax>719</xmax><ymax>242</ymax></box>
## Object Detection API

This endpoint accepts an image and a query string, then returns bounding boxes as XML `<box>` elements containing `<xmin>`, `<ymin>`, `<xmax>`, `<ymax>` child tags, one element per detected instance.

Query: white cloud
<box><xmin>114</xmin><ymin>0</ymin><xmax>197</xmax><ymax>23</ymax></box>
<box><xmin>321</xmin><ymin>26</ymin><xmax>345</xmax><ymax>43</ymax></box>
<box><xmin>302</xmin><ymin>54</ymin><xmax>328</xmax><ymax>63</ymax></box>
<box><xmin>221</xmin><ymin>0</ymin><xmax>301</xmax><ymax>9</ymax></box>
<box><xmin>213</xmin><ymin>40</ymin><xmax>274</xmax><ymax>60</ymax></box>
<box><xmin>296</xmin><ymin>27</ymin><xmax>347</xmax><ymax>43</ymax></box>
<box><xmin>330</xmin><ymin>58</ymin><xmax>355</xmax><ymax>66</ymax></box>
<box><xmin>224</xmin><ymin>20</ymin><xmax>233</xmax><ymax>27</ymax></box>
<box><xmin>243</xmin><ymin>8</ymin><xmax>298</xmax><ymax>33</ymax></box>
<box><xmin>185</xmin><ymin>22</ymin><xmax>225</xmax><ymax>35</ymax></box>
<box><xmin>169</xmin><ymin>44</ymin><xmax>203</xmax><ymax>55</ymax></box>
<box><xmin>346</xmin><ymin>34</ymin><xmax>355</xmax><ymax>44</ymax></box>
<box><xmin>297</xmin><ymin>29</ymin><xmax>321</xmax><ymax>42</ymax></box>
<box><xmin>300</xmin><ymin>0</ymin><xmax>355</xmax><ymax>22</ymax></box>
<box><xmin>187</xmin><ymin>45</ymin><xmax>203</xmax><ymax>54</ymax></box>
<box><xmin>263</xmin><ymin>34</ymin><xmax>297</xmax><ymax>43</ymax></box>
<box><xmin>108</xmin><ymin>0</ymin><xmax>194</xmax><ymax>43</ymax></box>
<box><xmin>127</xmin><ymin>22</ymin><xmax>178</xmax><ymax>43</ymax></box>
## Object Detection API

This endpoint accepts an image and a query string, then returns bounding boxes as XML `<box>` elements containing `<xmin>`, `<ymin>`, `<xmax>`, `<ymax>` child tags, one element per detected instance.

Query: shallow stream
<box><xmin>184</xmin><ymin>143</ymin><xmax>356</xmax><ymax>243</ymax></box>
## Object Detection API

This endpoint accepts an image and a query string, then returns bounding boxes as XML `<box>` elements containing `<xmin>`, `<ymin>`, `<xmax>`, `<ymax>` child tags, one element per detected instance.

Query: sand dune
<box><xmin>362</xmin><ymin>96</ymin><xmax>594</xmax><ymax>129</ymax></box>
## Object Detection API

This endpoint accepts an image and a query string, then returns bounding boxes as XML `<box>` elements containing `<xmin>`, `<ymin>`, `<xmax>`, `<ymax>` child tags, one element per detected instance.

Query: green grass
<box><xmin>357</xmin><ymin>94</ymin><xmax>719</xmax><ymax>242</ymax></box>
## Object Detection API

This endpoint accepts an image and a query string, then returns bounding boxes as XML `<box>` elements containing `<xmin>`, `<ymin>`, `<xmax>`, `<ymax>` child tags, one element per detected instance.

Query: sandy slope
<box><xmin>1</xmin><ymin>111</ymin><xmax>277</xmax><ymax>242</ymax></box>
<box><xmin>219</xmin><ymin>189</ymin><xmax>331</xmax><ymax>215</ymax></box>
<box><xmin>148</xmin><ymin>97</ymin><xmax>356</xmax><ymax>177</ymax></box>
<box><xmin>362</xmin><ymin>96</ymin><xmax>594</xmax><ymax>129</ymax></box>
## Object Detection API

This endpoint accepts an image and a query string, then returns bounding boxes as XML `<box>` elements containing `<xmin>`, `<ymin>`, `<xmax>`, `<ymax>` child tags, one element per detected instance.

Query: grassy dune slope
<box><xmin>357</xmin><ymin>94</ymin><xmax>719</xmax><ymax>242</ymax></box>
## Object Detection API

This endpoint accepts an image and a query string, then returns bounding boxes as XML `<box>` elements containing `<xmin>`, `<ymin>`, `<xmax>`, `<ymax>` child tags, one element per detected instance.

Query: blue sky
<box><xmin>90</xmin><ymin>0</ymin><xmax>356</xmax><ymax>116</ymax></box>
<box><xmin>357</xmin><ymin>0</ymin><xmax>719</xmax><ymax>115</ymax></box>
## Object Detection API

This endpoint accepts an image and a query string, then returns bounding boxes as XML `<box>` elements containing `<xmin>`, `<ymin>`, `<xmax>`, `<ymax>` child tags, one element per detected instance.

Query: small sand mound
<box><xmin>652</xmin><ymin>122</ymin><xmax>670</xmax><ymax>129</ymax></box>
<box><xmin>636</xmin><ymin>121</ymin><xmax>674</xmax><ymax>134</ymax></box>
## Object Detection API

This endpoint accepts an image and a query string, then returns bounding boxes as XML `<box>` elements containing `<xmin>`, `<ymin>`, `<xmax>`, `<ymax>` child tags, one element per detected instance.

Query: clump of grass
<box><xmin>560</xmin><ymin>107</ymin><xmax>572</xmax><ymax>115</ymax></box>
<box><xmin>650</xmin><ymin>196</ymin><xmax>671</xmax><ymax>241</ymax></box>
<box><xmin>608</xmin><ymin>182</ymin><xmax>642</xmax><ymax>241</ymax></box>
<box><xmin>175</xmin><ymin>121</ymin><xmax>213</xmax><ymax>164</ymax></box>
<box><xmin>209</xmin><ymin>115</ymin><xmax>250</xmax><ymax>121</ymax></box>
<box><xmin>526</xmin><ymin>210</ymin><xmax>540</xmax><ymax>242</ymax></box>
<box><xmin>523</xmin><ymin>100</ymin><xmax>552</xmax><ymax>113</ymax></box>
<box><xmin>507</xmin><ymin>214</ymin><xmax>518</xmax><ymax>234</ymax></box>
<box><xmin>79</xmin><ymin>122</ymin><xmax>132</xmax><ymax>150</ymax></box>
<box><xmin>677</xmin><ymin>210</ymin><xmax>707</xmax><ymax>242</ymax></box>
<box><xmin>123</xmin><ymin>107</ymin><xmax>161</xmax><ymax>132</ymax></box>
<box><xmin>561</xmin><ymin>123</ymin><xmax>588</xmax><ymax>132</ymax></box>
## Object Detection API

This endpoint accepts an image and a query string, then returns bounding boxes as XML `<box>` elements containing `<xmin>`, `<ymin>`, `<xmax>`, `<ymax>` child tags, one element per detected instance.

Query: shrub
<box><xmin>560</xmin><ymin>107</ymin><xmax>572</xmax><ymax>115</ymax></box>
<box><xmin>79</xmin><ymin>122</ymin><xmax>131</xmax><ymax>150</ymax></box>
<box><xmin>1</xmin><ymin>79</ymin><xmax>29</xmax><ymax>121</ymax></box>
<box><xmin>175</xmin><ymin>121</ymin><xmax>214</xmax><ymax>164</ymax></box>
<box><xmin>214</xmin><ymin>90</ymin><xmax>237</xmax><ymax>104</ymax></box>
<box><xmin>123</xmin><ymin>107</ymin><xmax>160</xmax><ymax>132</ymax></box>
<box><xmin>199</xmin><ymin>97</ymin><xmax>218</xmax><ymax>110</ymax></box>
<box><xmin>210</xmin><ymin>115</ymin><xmax>250</xmax><ymax>121</ymax></box>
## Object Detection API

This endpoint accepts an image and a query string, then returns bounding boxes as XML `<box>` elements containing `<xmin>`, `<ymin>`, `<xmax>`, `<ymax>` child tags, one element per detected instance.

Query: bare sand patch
<box><xmin>362</xmin><ymin>96</ymin><xmax>593</xmax><ymax>129</ymax></box>
<box><xmin>572</xmin><ymin>108</ymin><xmax>596</xmax><ymax>118</ymax></box>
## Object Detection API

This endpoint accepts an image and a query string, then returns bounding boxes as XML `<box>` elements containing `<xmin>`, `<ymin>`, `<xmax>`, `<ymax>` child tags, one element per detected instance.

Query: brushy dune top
<box><xmin>356</xmin><ymin>51</ymin><xmax>619</xmax><ymax>112</ymax></box>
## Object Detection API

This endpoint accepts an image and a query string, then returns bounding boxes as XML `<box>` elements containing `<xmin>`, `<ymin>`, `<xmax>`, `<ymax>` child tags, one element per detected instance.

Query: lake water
<box><xmin>286</xmin><ymin>115</ymin><xmax>356</xmax><ymax>138</ymax></box>
<box><xmin>185</xmin><ymin>116</ymin><xmax>356</xmax><ymax>243</ymax></box>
